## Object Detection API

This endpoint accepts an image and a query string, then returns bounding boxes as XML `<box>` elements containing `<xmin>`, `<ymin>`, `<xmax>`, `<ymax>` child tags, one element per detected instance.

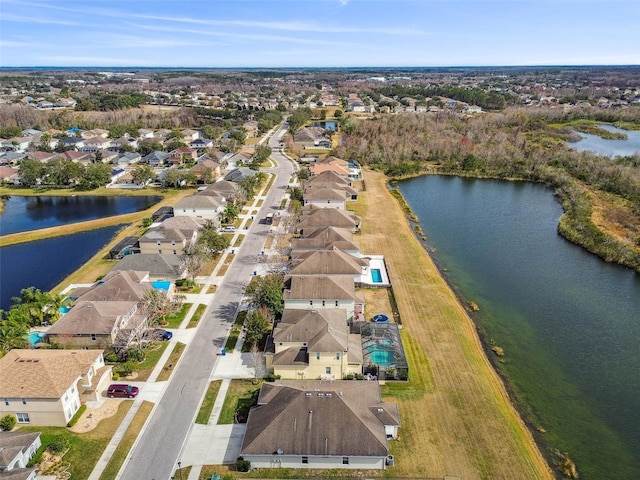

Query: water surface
<box><xmin>398</xmin><ymin>175</ymin><xmax>640</xmax><ymax>479</ymax></box>
<box><xmin>0</xmin><ymin>225</ymin><xmax>122</xmax><ymax>310</ymax></box>
<box><xmin>0</xmin><ymin>195</ymin><xmax>160</xmax><ymax>236</ymax></box>
<box><xmin>568</xmin><ymin>124</ymin><xmax>640</xmax><ymax>157</ymax></box>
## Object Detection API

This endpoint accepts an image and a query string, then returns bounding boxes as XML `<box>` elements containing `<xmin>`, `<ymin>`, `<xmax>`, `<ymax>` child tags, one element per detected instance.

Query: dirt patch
<box><xmin>69</xmin><ymin>400</ymin><xmax>121</xmax><ymax>433</ymax></box>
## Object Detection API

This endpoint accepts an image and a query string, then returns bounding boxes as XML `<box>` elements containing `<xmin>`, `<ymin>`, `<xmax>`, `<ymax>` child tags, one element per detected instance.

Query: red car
<box><xmin>107</xmin><ymin>384</ymin><xmax>139</xmax><ymax>398</ymax></box>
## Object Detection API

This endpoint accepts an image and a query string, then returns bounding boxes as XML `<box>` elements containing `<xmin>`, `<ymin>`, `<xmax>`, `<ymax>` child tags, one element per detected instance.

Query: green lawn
<box><xmin>21</xmin><ymin>401</ymin><xmax>132</xmax><ymax>479</ymax></box>
<box><xmin>224</xmin><ymin>310</ymin><xmax>247</xmax><ymax>352</ymax></box>
<box><xmin>133</xmin><ymin>342</ymin><xmax>169</xmax><ymax>381</ymax></box>
<box><xmin>187</xmin><ymin>303</ymin><xmax>207</xmax><ymax>328</ymax></box>
<box><xmin>195</xmin><ymin>380</ymin><xmax>223</xmax><ymax>424</ymax></box>
<box><xmin>99</xmin><ymin>401</ymin><xmax>154</xmax><ymax>480</ymax></box>
<box><xmin>163</xmin><ymin>303</ymin><xmax>192</xmax><ymax>328</ymax></box>
<box><xmin>217</xmin><ymin>379</ymin><xmax>261</xmax><ymax>424</ymax></box>
<box><xmin>157</xmin><ymin>342</ymin><xmax>186</xmax><ymax>381</ymax></box>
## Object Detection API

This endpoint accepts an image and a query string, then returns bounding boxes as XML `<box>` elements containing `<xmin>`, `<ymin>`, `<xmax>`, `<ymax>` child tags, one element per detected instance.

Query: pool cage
<box><xmin>354</xmin><ymin>322</ymin><xmax>409</xmax><ymax>381</ymax></box>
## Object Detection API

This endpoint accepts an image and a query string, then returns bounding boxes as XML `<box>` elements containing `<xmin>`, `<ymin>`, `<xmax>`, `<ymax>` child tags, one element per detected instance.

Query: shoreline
<box><xmin>355</xmin><ymin>168</ymin><xmax>554</xmax><ymax>479</ymax></box>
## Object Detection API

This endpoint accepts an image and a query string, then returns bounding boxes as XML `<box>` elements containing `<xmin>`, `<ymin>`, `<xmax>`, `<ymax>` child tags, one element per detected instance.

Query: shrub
<box><xmin>112</xmin><ymin>372</ymin><xmax>120</xmax><ymax>381</ymax></box>
<box><xmin>236</xmin><ymin>457</ymin><xmax>251</xmax><ymax>472</ymax></box>
<box><xmin>126</xmin><ymin>349</ymin><xmax>145</xmax><ymax>362</ymax></box>
<box><xmin>105</xmin><ymin>352</ymin><xmax>120</xmax><ymax>363</ymax></box>
<box><xmin>47</xmin><ymin>437</ymin><xmax>70</xmax><ymax>454</ymax></box>
<box><xmin>67</xmin><ymin>405</ymin><xmax>87</xmax><ymax>427</ymax></box>
<box><xmin>142</xmin><ymin>217</ymin><xmax>153</xmax><ymax>227</ymax></box>
<box><xmin>114</xmin><ymin>362</ymin><xmax>133</xmax><ymax>377</ymax></box>
<box><xmin>0</xmin><ymin>414</ymin><xmax>16</xmax><ymax>431</ymax></box>
<box><xmin>265</xmin><ymin>373</ymin><xmax>281</xmax><ymax>382</ymax></box>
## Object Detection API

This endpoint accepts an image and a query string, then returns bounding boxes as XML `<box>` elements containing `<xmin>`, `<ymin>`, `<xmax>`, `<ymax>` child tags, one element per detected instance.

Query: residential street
<box><xmin>117</xmin><ymin>125</ymin><xmax>294</xmax><ymax>480</ymax></box>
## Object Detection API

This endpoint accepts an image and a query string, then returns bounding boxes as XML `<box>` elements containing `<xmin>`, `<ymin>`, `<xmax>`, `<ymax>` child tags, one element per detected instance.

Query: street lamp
<box><xmin>177</xmin><ymin>462</ymin><xmax>183</xmax><ymax>480</ymax></box>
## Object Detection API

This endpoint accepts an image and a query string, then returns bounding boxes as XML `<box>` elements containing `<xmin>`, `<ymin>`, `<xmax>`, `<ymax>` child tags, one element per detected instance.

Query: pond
<box><xmin>567</xmin><ymin>124</ymin><xmax>640</xmax><ymax>157</ymax></box>
<box><xmin>0</xmin><ymin>225</ymin><xmax>123</xmax><ymax>311</ymax></box>
<box><xmin>0</xmin><ymin>195</ymin><xmax>161</xmax><ymax>236</ymax></box>
<box><xmin>398</xmin><ymin>175</ymin><xmax>640</xmax><ymax>479</ymax></box>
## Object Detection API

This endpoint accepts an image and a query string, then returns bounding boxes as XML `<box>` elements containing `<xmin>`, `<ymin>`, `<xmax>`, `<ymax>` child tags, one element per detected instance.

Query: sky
<box><xmin>1</xmin><ymin>0</ymin><xmax>639</xmax><ymax>68</ymax></box>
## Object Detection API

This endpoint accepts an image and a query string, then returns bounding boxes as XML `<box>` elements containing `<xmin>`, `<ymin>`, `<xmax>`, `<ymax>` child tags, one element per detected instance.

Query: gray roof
<box><xmin>274</xmin><ymin>309</ymin><xmax>349</xmax><ymax>352</ymax></box>
<box><xmin>283</xmin><ymin>276</ymin><xmax>355</xmax><ymax>301</ymax></box>
<box><xmin>241</xmin><ymin>381</ymin><xmax>399</xmax><ymax>457</ymax></box>
<box><xmin>289</xmin><ymin>247</ymin><xmax>367</xmax><ymax>276</ymax></box>
<box><xmin>0</xmin><ymin>431</ymin><xmax>40</xmax><ymax>468</ymax></box>
<box><xmin>111</xmin><ymin>254</ymin><xmax>185</xmax><ymax>278</ymax></box>
<box><xmin>71</xmin><ymin>270</ymin><xmax>150</xmax><ymax>302</ymax></box>
<box><xmin>46</xmin><ymin>300</ymin><xmax>140</xmax><ymax>336</ymax></box>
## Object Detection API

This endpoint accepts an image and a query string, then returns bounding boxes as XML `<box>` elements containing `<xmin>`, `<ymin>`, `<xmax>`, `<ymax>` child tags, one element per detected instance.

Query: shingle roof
<box><xmin>0</xmin><ymin>349</ymin><xmax>102</xmax><ymax>398</ymax></box>
<box><xmin>46</xmin><ymin>300</ymin><xmax>139</xmax><ymax>335</ymax></box>
<box><xmin>0</xmin><ymin>431</ymin><xmax>40</xmax><ymax>469</ymax></box>
<box><xmin>110</xmin><ymin>254</ymin><xmax>185</xmax><ymax>277</ymax></box>
<box><xmin>241</xmin><ymin>381</ymin><xmax>398</xmax><ymax>457</ymax></box>
<box><xmin>71</xmin><ymin>270</ymin><xmax>149</xmax><ymax>302</ymax></box>
<box><xmin>289</xmin><ymin>248</ymin><xmax>366</xmax><ymax>276</ymax></box>
<box><xmin>274</xmin><ymin>309</ymin><xmax>348</xmax><ymax>352</ymax></box>
<box><xmin>283</xmin><ymin>276</ymin><xmax>355</xmax><ymax>301</ymax></box>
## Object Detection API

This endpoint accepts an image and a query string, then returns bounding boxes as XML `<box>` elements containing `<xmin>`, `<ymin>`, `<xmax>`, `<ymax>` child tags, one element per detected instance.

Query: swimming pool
<box><xmin>367</xmin><ymin>345</ymin><xmax>396</xmax><ymax>367</ymax></box>
<box><xmin>28</xmin><ymin>331</ymin><xmax>46</xmax><ymax>346</ymax></box>
<box><xmin>373</xmin><ymin>313</ymin><xmax>390</xmax><ymax>323</ymax></box>
<box><xmin>59</xmin><ymin>305</ymin><xmax>71</xmax><ymax>314</ymax></box>
<box><xmin>371</xmin><ymin>268</ymin><xmax>382</xmax><ymax>283</ymax></box>
<box><xmin>152</xmin><ymin>280</ymin><xmax>171</xmax><ymax>291</ymax></box>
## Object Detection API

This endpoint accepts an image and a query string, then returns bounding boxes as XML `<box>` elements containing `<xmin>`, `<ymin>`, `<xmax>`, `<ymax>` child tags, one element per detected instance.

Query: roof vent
<box><xmin>326</xmin><ymin>393</ymin><xmax>333</xmax><ymax>397</ymax></box>
<box><xmin>377</xmin><ymin>408</ymin><xmax>384</xmax><ymax>413</ymax></box>
<box><xmin>305</xmin><ymin>392</ymin><xmax>312</xmax><ymax>397</ymax></box>
<box><xmin>339</xmin><ymin>391</ymin><xmax>343</xmax><ymax>396</ymax></box>
<box><xmin>317</xmin><ymin>392</ymin><xmax>325</xmax><ymax>397</ymax></box>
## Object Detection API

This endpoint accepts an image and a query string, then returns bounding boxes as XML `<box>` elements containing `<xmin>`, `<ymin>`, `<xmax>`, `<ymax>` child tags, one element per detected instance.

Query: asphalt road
<box><xmin>118</xmin><ymin>125</ymin><xmax>294</xmax><ymax>480</ymax></box>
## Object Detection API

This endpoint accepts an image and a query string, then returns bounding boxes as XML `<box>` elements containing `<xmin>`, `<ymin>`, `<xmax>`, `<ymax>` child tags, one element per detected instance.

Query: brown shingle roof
<box><xmin>289</xmin><ymin>248</ymin><xmax>366</xmax><ymax>276</ymax></box>
<box><xmin>46</xmin><ymin>300</ymin><xmax>139</xmax><ymax>336</ymax></box>
<box><xmin>283</xmin><ymin>276</ymin><xmax>355</xmax><ymax>301</ymax></box>
<box><xmin>275</xmin><ymin>309</ymin><xmax>348</xmax><ymax>351</ymax></box>
<box><xmin>241</xmin><ymin>381</ymin><xmax>398</xmax><ymax>457</ymax></box>
<box><xmin>0</xmin><ymin>349</ymin><xmax>102</xmax><ymax>398</ymax></box>
<box><xmin>71</xmin><ymin>270</ymin><xmax>149</xmax><ymax>302</ymax></box>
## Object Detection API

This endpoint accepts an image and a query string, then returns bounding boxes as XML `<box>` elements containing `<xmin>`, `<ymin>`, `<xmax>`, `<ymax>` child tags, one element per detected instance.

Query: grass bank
<box><xmin>350</xmin><ymin>168</ymin><xmax>553</xmax><ymax>479</ymax></box>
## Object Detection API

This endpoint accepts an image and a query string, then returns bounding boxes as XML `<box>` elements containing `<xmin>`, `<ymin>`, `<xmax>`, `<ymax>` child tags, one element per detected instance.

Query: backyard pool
<box><xmin>152</xmin><ymin>280</ymin><xmax>171</xmax><ymax>291</ymax></box>
<box><xmin>371</xmin><ymin>268</ymin><xmax>383</xmax><ymax>283</ymax></box>
<box><xmin>372</xmin><ymin>313</ymin><xmax>390</xmax><ymax>323</ymax></box>
<box><xmin>28</xmin><ymin>331</ymin><xmax>46</xmax><ymax>346</ymax></box>
<box><xmin>367</xmin><ymin>345</ymin><xmax>396</xmax><ymax>367</ymax></box>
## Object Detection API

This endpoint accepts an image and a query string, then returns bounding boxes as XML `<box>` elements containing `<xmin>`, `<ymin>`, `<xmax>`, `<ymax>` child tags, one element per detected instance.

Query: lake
<box><xmin>0</xmin><ymin>195</ymin><xmax>161</xmax><ymax>236</ymax></box>
<box><xmin>398</xmin><ymin>175</ymin><xmax>640</xmax><ymax>479</ymax></box>
<box><xmin>568</xmin><ymin>124</ymin><xmax>640</xmax><ymax>157</ymax></box>
<box><xmin>0</xmin><ymin>225</ymin><xmax>123</xmax><ymax>311</ymax></box>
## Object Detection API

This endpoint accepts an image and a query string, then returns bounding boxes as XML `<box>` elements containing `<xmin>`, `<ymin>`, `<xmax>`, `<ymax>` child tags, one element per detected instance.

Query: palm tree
<box><xmin>0</xmin><ymin>311</ymin><xmax>29</xmax><ymax>357</ymax></box>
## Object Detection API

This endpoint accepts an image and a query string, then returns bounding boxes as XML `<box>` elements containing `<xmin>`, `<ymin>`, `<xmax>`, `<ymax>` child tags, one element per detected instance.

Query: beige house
<box><xmin>139</xmin><ymin>216</ymin><xmax>204</xmax><ymax>255</ymax></box>
<box><xmin>267</xmin><ymin>309</ymin><xmax>362</xmax><ymax>380</ymax></box>
<box><xmin>289</xmin><ymin>247</ymin><xmax>369</xmax><ymax>282</ymax></box>
<box><xmin>0</xmin><ymin>350</ymin><xmax>111</xmax><ymax>426</ymax></box>
<box><xmin>283</xmin><ymin>275</ymin><xmax>363</xmax><ymax>321</ymax></box>
<box><xmin>240</xmin><ymin>381</ymin><xmax>400</xmax><ymax>470</ymax></box>
<box><xmin>173</xmin><ymin>195</ymin><xmax>225</xmax><ymax>222</ymax></box>
<box><xmin>297</xmin><ymin>206</ymin><xmax>361</xmax><ymax>234</ymax></box>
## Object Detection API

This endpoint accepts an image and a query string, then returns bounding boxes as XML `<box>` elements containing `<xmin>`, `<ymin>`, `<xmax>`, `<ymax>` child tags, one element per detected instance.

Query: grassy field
<box><xmin>157</xmin><ymin>342</ymin><xmax>186</xmax><ymax>381</ymax></box>
<box><xmin>98</xmin><ymin>401</ymin><xmax>154</xmax><ymax>480</ymax></box>
<box><xmin>188</xmin><ymin>303</ymin><xmax>207</xmax><ymax>328</ymax></box>
<box><xmin>350</xmin><ymin>168</ymin><xmax>553</xmax><ymax>480</ymax></box>
<box><xmin>21</xmin><ymin>401</ymin><xmax>132</xmax><ymax>479</ymax></box>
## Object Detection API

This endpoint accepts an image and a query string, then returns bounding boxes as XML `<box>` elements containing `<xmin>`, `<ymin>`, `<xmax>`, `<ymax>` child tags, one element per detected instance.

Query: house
<box><xmin>226</xmin><ymin>152</ymin><xmax>252</xmax><ymax>167</ymax></box>
<box><xmin>173</xmin><ymin>195</ymin><xmax>225</xmax><ymax>222</ymax></box>
<box><xmin>58</xmin><ymin>137</ymin><xmax>85</xmax><ymax>150</ymax></box>
<box><xmin>189</xmin><ymin>137</ymin><xmax>213</xmax><ymax>149</ymax></box>
<box><xmin>69</xmin><ymin>270</ymin><xmax>151</xmax><ymax>303</ymax></box>
<box><xmin>138</xmin><ymin>128</ymin><xmax>155</xmax><ymax>139</ymax></box>
<box><xmin>283</xmin><ymin>275</ymin><xmax>362</xmax><ymax>320</ymax></box>
<box><xmin>302</xmin><ymin>187</ymin><xmax>348</xmax><ymax>209</ymax></box>
<box><xmin>55</xmin><ymin>150</ymin><xmax>93</xmax><ymax>163</ymax></box>
<box><xmin>0</xmin><ymin>166</ymin><xmax>20</xmax><ymax>185</ymax></box>
<box><xmin>168</xmin><ymin>147</ymin><xmax>198</xmax><ymax>165</ymax></box>
<box><xmin>139</xmin><ymin>216</ymin><xmax>204</xmax><ymax>255</ymax></box>
<box><xmin>181</xmin><ymin>129</ymin><xmax>199</xmax><ymax>142</ymax></box>
<box><xmin>294</xmin><ymin>127</ymin><xmax>327</xmax><ymax>149</ymax></box>
<box><xmin>27</xmin><ymin>151</ymin><xmax>58</xmax><ymax>163</ymax></box>
<box><xmin>190</xmin><ymin>159</ymin><xmax>221</xmax><ymax>183</ymax></box>
<box><xmin>110</xmin><ymin>254</ymin><xmax>186</xmax><ymax>281</ymax></box>
<box><xmin>224</xmin><ymin>167</ymin><xmax>257</xmax><ymax>184</ymax></box>
<box><xmin>80</xmin><ymin>137</ymin><xmax>111</xmax><ymax>152</ymax></box>
<box><xmin>21</xmin><ymin>129</ymin><xmax>42</xmax><ymax>137</ymax></box>
<box><xmin>266</xmin><ymin>309</ymin><xmax>363</xmax><ymax>380</ymax></box>
<box><xmin>290</xmin><ymin>226</ymin><xmax>359</xmax><ymax>257</ymax></box>
<box><xmin>2</xmin><ymin>138</ymin><xmax>31</xmax><ymax>153</ymax></box>
<box><xmin>143</xmin><ymin>150</ymin><xmax>170</xmax><ymax>167</ymax></box>
<box><xmin>82</xmin><ymin>128</ymin><xmax>109</xmax><ymax>139</ymax></box>
<box><xmin>240</xmin><ymin>380</ymin><xmax>400</xmax><ymax>470</ymax></box>
<box><xmin>45</xmin><ymin>300</ymin><xmax>146</xmax><ymax>350</ymax></box>
<box><xmin>0</xmin><ymin>431</ymin><xmax>41</xmax><ymax>479</ymax></box>
<box><xmin>289</xmin><ymin>247</ymin><xmax>368</xmax><ymax>281</ymax></box>
<box><xmin>114</xmin><ymin>152</ymin><xmax>142</xmax><ymax>167</ymax></box>
<box><xmin>0</xmin><ymin>349</ymin><xmax>112</xmax><ymax>426</ymax></box>
<box><xmin>197</xmin><ymin>179</ymin><xmax>240</xmax><ymax>204</ymax></box>
<box><xmin>110</xmin><ymin>136</ymin><xmax>139</xmax><ymax>151</ymax></box>
<box><xmin>297</xmin><ymin>206</ymin><xmax>361</xmax><ymax>234</ymax></box>
<box><xmin>309</xmin><ymin>157</ymin><xmax>352</xmax><ymax>177</ymax></box>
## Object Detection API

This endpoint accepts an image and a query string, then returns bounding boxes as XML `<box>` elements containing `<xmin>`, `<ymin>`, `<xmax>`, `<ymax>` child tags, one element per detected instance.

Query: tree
<box><xmin>0</xmin><ymin>311</ymin><xmax>29</xmax><ymax>357</ymax></box>
<box><xmin>244</xmin><ymin>274</ymin><xmax>284</xmax><ymax>318</ymax></box>
<box><xmin>142</xmin><ymin>288</ymin><xmax>183</xmax><ymax>327</ymax></box>
<box><xmin>244</xmin><ymin>308</ymin><xmax>271</xmax><ymax>346</ymax></box>
<box><xmin>248</xmin><ymin>341</ymin><xmax>265</xmax><ymax>381</ymax></box>
<box><xmin>17</xmin><ymin>158</ymin><xmax>46</xmax><ymax>186</ymax></box>
<box><xmin>161</xmin><ymin>167</ymin><xmax>184</xmax><ymax>188</ymax></box>
<box><xmin>131</xmin><ymin>164</ymin><xmax>156</xmax><ymax>185</ymax></box>
<box><xmin>137</xmin><ymin>141</ymin><xmax>164</xmax><ymax>156</ymax></box>
<box><xmin>0</xmin><ymin>415</ymin><xmax>17</xmax><ymax>431</ymax></box>
<box><xmin>197</xmin><ymin>225</ymin><xmax>230</xmax><ymax>258</ymax></box>
<box><xmin>181</xmin><ymin>245</ymin><xmax>208</xmax><ymax>283</ymax></box>
<box><xmin>11</xmin><ymin>287</ymin><xmax>57</xmax><ymax>326</ymax></box>
<box><xmin>223</xmin><ymin>202</ymin><xmax>239</xmax><ymax>224</ymax></box>
<box><xmin>78</xmin><ymin>163</ymin><xmax>111</xmax><ymax>190</ymax></box>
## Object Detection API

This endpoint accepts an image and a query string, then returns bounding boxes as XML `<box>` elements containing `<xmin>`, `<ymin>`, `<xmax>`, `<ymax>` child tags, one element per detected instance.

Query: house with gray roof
<box><xmin>290</xmin><ymin>226</ymin><xmax>359</xmax><ymax>257</ymax></box>
<box><xmin>240</xmin><ymin>380</ymin><xmax>399</xmax><ymax>470</ymax></box>
<box><xmin>143</xmin><ymin>150</ymin><xmax>170</xmax><ymax>167</ymax></box>
<box><xmin>297</xmin><ymin>206</ymin><xmax>361</xmax><ymax>234</ymax></box>
<box><xmin>173</xmin><ymin>195</ymin><xmax>225</xmax><ymax>222</ymax></box>
<box><xmin>289</xmin><ymin>247</ymin><xmax>368</xmax><ymax>281</ymax></box>
<box><xmin>283</xmin><ymin>275</ymin><xmax>363</xmax><ymax>320</ymax></box>
<box><xmin>0</xmin><ymin>431</ymin><xmax>41</xmax><ymax>479</ymax></box>
<box><xmin>111</xmin><ymin>254</ymin><xmax>185</xmax><ymax>280</ymax></box>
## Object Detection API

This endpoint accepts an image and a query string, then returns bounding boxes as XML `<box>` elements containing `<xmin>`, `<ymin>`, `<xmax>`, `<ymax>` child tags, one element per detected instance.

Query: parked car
<box><xmin>107</xmin><ymin>384</ymin><xmax>139</xmax><ymax>398</ymax></box>
<box><xmin>155</xmin><ymin>328</ymin><xmax>173</xmax><ymax>340</ymax></box>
